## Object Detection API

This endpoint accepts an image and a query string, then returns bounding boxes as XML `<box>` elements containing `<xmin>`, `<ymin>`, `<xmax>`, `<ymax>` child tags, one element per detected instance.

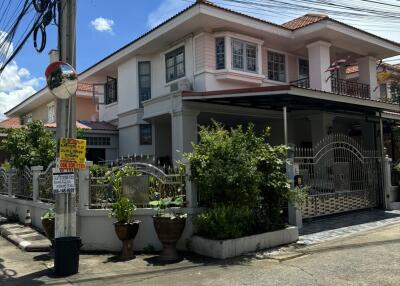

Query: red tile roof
<box><xmin>78</xmin><ymin>83</ymin><xmax>93</xmax><ymax>92</ymax></box>
<box><xmin>0</xmin><ymin>117</ymin><xmax>22</xmax><ymax>129</ymax></box>
<box><xmin>282</xmin><ymin>13</ymin><xmax>328</xmax><ymax>30</ymax></box>
<box><xmin>44</xmin><ymin>120</ymin><xmax>117</xmax><ymax>131</ymax></box>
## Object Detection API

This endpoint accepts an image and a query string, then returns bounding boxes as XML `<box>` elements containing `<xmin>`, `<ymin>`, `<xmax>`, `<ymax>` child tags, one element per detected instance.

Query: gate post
<box><xmin>183</xmin><ymin>160</ymin><xmax>197</xmax><ymax>208</ymax></box>
<box><xmin>287</xmin><ymin>146</ymin><xmax>302</xmax><ymax>228</ymax></box>
<box><xmin>78</xmin><ymin>161</ymin><xmax>92</xmax><ymax>210</ymax></box>
<box><xmin>383</xmin><ymin>156</ymin><xmax>392</xmax><ymax>210</ymax></box>
<box><xmin>31</xmin><ymin>166</ymin><xmax>43</xmax><ymax>202</ymax></box>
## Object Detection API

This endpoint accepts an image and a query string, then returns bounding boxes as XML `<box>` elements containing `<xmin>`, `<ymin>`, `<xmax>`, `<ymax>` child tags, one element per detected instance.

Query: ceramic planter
<box><xmin>153</xmin><ymin>216</ymin><xmax>186</xmax><ymax>261</ymax></box>
<box><xmin>114</xmin><ymin>220</ymin><xmax>140</xmax><ymax>260</ymax></box>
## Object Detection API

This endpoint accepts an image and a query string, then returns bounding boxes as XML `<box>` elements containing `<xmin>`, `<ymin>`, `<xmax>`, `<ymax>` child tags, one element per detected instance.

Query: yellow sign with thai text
<box><xmin>59</xmin><ymin>138</ymin><xmax>87</xmax><ymax>169</ymax></box>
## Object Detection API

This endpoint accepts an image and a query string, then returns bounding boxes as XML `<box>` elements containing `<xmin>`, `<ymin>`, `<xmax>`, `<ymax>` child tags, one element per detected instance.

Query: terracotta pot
<box><xmin>41</xmin><ymin>218</ymin><xmax>55</xmax><ymax>241</ymax></box>
<box><xmin>114</xmin><ymin>221</ymin><xmax>140</xmax><ymax>260</ymax></box>
<box><xmin>153</xmin><ymin>216</ymin><xmax>186</xmax><ymax>261</ymax></box>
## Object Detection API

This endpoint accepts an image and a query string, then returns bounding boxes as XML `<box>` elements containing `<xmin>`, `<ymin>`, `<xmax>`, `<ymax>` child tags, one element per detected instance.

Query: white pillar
<box><xmin>357</xmin><ymin>56</ymin><xmax>380</xmax><ymax>100</ymax></box>
<box><xmin>307</xmin><ymin>41</ymin><xmax>332</xmax><ymax>92</ymax></box>
<box><xmin>383</xmin><ymin>156</ymin><xmax>392</xmax><ymax>210</ymax></box>
<box><xmin>225</xmin><ymin>36</ymin><xmax>232</xmax><ymax>70</ymax></box>
<box><xmin>286</xmin><ymin>153</ymin><xmax>302</xmax><ymax>228</ymax></box>
<box><xmin>171</xmin><ymin>110</ymin><xmax>199</xmax><ymax>164</ymax></box>
<box><xmin>31</xmin><ymin>166</ymin><xmax>43</xmax><ymax>202</ymax></box>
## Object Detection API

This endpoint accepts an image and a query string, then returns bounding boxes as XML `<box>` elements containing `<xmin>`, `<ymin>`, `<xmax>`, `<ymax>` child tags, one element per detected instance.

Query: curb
<box><xmin>0</xmin><ymin>224</ymin><xmax>51</xmax><ymax>252</ymax></box>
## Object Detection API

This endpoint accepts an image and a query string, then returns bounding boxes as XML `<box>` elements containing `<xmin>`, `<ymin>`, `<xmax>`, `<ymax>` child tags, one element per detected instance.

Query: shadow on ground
<box><xmin>300</xmin><ymin>209</ymin><xmax>400</xmax><ymax>235</ymax></box>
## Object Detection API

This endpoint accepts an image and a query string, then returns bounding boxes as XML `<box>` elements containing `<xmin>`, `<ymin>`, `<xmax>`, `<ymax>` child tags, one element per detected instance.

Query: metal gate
<box><xmin>294</xmin><ymin>134</ymin><xmax>382</xmax><ymax>219</ymax></box>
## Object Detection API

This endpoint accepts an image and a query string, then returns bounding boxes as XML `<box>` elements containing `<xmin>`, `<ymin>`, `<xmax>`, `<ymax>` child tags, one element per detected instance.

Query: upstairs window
<box><xmin>231</xmin><ymin>39</ymin><xmax>257</xmax><ymax>73</ymax></box>
<box><xmin>165</xmin><ymin>46</ymin><xmax>185</xmax><ymax>83</ymax></box>
<box><xmin>138</xmin><ymin>61</ymin><xmax>151</xmax><ymax>107</ymax></box>
<box><xmin>140</xmin><ymin>124</ymin><xmax>152</xmax><ymax>145</ymax></box>
<box><xmin>105</xmin><ymin>76</ymin><xmax>117</xmax><ymax>104</ymax></box>
<box><xmin>268</xmin><ymin>52</ymin><xmax>286</xmax><ymax>82</ymax></box>
<box><xmin>298</xmin><ymin>59</ymin><xmax>309</xmax><ymax>79</ymax></box>
<box><xmin>24</xmin><ymin>113</ymin><xmax>32</xmax><ymax>124</ymax></box>
<box><xmin>215</xmin><ymin>37</ymin><xmax>225</xmax><ymax>70</ymax></box>
<box><xmin>47</xmin><ymin>103</ymin><xmax>55</xmax><ymax>123</ymax></box>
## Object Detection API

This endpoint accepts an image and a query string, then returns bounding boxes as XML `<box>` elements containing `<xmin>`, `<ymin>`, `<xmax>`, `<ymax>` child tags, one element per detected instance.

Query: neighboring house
<box><xmin>347</xmin><ymin>63</ymin><xmax>400</xmax><ymax>101</ymax></box>
<box><xmin>3</xmin><ymin>83</ymin><xmax>118</xmax><ymax>162</ymax></box>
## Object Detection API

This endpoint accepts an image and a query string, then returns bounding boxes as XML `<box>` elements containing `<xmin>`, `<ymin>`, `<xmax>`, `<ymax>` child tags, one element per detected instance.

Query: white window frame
<box><xmin>266</xmin><ymin>49</ymin><xmax>288</xmax><ymax>84</ymax></box>
<box><xmin>231</xmin><ymin>38</ymin><xmax>258</xmax><ymax>73</ymax></box>
<box><xmin>47</xmin><ymin>102</ymin><xmax>55</xmax><ymax>123</ymax></box>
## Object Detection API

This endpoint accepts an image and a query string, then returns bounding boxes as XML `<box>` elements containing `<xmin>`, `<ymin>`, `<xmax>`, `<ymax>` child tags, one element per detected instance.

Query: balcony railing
<box><xmin>290</xmin><ymin>77</ymin><xmax>371</xmax><ymax>100</ymax></box>
<box><xmin>331</xmin><ymin>78</ymin><xmax>370</xmax><ymax>99</ymax></box>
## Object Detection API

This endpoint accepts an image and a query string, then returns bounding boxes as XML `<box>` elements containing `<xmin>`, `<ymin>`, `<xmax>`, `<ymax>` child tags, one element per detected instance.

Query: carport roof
<box><xmin>182</xmin><ymin>86</ymin><xmax>400</xmax><ymax>115</ymax></box>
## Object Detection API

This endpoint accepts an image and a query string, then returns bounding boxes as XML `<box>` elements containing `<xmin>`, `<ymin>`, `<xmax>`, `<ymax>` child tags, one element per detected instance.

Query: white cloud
<box><xmin>147</xmin><ymin>0</ymin><xmax>188</xmax><ymax>29</ymax></box>
<box><xmin>90</xmin><ymin>17</ymin><xmax>114</xmax><ymax>33</ymax></box>
<box><xmin>0</xmin><ymin>61</ymin><xmax>43</xmax><ymax>119</ymax></box>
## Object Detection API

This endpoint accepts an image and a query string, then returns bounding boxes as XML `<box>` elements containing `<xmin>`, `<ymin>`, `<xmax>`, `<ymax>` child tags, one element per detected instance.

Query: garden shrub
<box><xmin>1</xmin><ymin>121</ymin><xmax>56</xmax><ymax>169</ymax></box>
<box><xmin>187</xmin><ymin>121</ymin><xmax>294</xmax><ymax>239</ymax></box>
<box><xmin>194</xmin><ymin>205</ymin><xmax>254</xmax><ymax>240</ymax></box>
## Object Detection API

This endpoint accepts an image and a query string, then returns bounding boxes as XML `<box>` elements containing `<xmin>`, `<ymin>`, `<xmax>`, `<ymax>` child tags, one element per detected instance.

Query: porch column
<box><xmin>171</xmin><ymin>110</ymin><xmax>199</xmax><ymax>164</ymax></box>
<box><xmin>307</xmin><ymin>41</ymin><xmax>332</xmax><ymax>92</ymax></box>
<box><xmin>308</xmin><ymin>113</ymin><xmax>335</xmax><ymax>147</ymax></box>
<box><xmin>357</xmin><ymin>56</ymin><xmax>380</xmax><ymax>100</ymax></box>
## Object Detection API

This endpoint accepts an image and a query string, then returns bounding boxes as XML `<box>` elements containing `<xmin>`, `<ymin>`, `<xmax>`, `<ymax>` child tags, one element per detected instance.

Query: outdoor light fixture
<box><xmin>45</xmin><ymin>61</ymin><xmax>78</xmax><ymax>99</ymax></box>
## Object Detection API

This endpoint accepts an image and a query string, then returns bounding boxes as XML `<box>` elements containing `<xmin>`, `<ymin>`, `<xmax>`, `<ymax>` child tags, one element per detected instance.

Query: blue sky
<box><xmin>1</xmin><ymin>0</ymin><xmax>400</xmax><ymax>118</ymax></box>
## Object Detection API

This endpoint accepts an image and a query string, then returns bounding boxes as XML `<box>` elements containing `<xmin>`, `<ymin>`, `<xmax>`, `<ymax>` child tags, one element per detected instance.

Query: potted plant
<box><xmin>110</xmin><ymin>197</ymin><xmax>140</xmax><ymax>260</ymax></box>
<box><xmin>41</xmin><ymin>208</ymin><xmax>55</xmax><ymax>242</ymax></box>
<box><xmin>150</xmin><ymin>196</ymin><xmax>186</xmax><ymax>261</ymax></box>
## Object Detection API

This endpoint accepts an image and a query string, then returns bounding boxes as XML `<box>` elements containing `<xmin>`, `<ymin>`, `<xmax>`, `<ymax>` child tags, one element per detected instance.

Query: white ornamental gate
<box><xmin>294</xmin><ymin>134</ymin><xmax>382</xmax><ymax>219</ymax></box>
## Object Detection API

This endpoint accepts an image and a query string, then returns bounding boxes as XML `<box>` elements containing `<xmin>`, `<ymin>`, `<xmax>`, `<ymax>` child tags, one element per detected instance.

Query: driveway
<box><xmin>1</xmin><ymin>221</ymin><xmax>400</xmax><ymax>285</ymax></box>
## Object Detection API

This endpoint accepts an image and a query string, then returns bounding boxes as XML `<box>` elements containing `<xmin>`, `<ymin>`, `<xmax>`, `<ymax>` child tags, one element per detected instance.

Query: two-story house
<box><xmin>74</xmin><ymin>0</ymin><xmax>400</xmax><ymax>167</ymax></box>
<box><xmin>4</xmin><ymin>83</ymin><xmax>118</xmax><ymax>162</ymax></box>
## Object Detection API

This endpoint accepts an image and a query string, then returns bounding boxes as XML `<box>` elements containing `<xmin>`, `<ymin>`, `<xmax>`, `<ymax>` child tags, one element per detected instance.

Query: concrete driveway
<box><xmin>1</xmin><ymin>223</ymin><xmax>399</xmax><ymax>286</ymax></box>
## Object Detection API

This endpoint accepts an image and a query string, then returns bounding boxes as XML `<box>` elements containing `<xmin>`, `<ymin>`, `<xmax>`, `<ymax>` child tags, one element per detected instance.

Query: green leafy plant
<box><xmin>1</xmin><ymin>161</ymin><xmax>11</xmax><ymax>171</ymax></box>
<box><xmin>187</xmin><ymin>122</ymin><xmax>294</xmax><ymax>238</ymax></box>
<box><xmin>104</xmin><ymin>165</ymin><xmax>140</xmax><ymax>200</ymax></box>
<box><xmin>194</xmin><ymin>205</ymin><xmax>253</xmax><ymax>240</ymax></box>
<box><xmin>287</xmin><ymin>186</ymin><xmax>309</xmax><ymax>208</ymax></box>
<box><xmin>149</xmin><ymin>195</ymin><xmax>186</xmax><ymax>219</ymax></box>
<box><xmin>110</xmin><ymin>197</ymin><xmax>136</xmax><ymax>224</ymax></box>
<box><xmin>41</xmin><ymin>208</ymin><xmax>55</xmax><ymax>220</ymax></box>
<box><xmin>0</xmin><ymin>121</ymin><xmax>56</xmax><ymax>169</ymax></box>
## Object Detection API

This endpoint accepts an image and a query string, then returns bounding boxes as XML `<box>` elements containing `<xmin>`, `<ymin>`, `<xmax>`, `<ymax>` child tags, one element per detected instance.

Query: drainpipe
<box><xmin>379</xmin><ymin>112</ymin><xmax>386</xmax><ymax>208</ymax></box>
<box><xmin>283</xmin><ymin>106</ymin><xmax>288</xmax><ymax>146</ymax></box>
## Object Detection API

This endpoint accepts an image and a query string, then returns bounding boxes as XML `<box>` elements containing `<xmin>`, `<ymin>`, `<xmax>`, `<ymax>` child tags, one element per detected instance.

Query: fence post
<box><xmin>31</xmin><ymin>166</ymin><xmax>43</xmax><ymax>202</ymax></box>
<box><xmin>287</xmin><ymin>146</ymin><xmax>303</xmax><ymax>228</ymax></box>
<box><xmin>7</xmin><ymin>169</ymin><xmax>15</xmax><ymax>198</ymax></box>
<box><xmin>79</xmin><ymin>161</ymin><xmax>92</xmax><ymax>210</ymax></box>
<box><xmin>183</xmin><ymin>160</ymin><xmax>197</xmax><ymax>209</ymax></box>
<box><xmin>383</xmin><ymin>156</ymin><xmax>392</xmax><ymax>210</ymax></box>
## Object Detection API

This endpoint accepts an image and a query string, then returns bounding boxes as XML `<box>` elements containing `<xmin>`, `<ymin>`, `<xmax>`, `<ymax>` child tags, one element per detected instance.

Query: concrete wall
<box><xmin>0</xmin><ymin>194</ymin><xmax>197</xmax><ymax>252</ymax></box>
<box><xmin>76</xmin><ymin>97</ymin><xmax>98</xmax><ymax>121</ymax></box>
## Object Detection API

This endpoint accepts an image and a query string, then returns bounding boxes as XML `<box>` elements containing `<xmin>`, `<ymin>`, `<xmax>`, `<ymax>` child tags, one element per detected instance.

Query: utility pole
<box><xmin>55</xmin><ymin>0</ymin><xmax>77</xmax><ymax>238</ymax></box>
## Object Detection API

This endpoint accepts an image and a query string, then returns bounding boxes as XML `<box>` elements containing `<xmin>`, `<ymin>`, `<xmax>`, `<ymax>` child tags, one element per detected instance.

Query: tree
<box><xmin>1</xmin><ymin>120</ymin><xmax>56</xmax><ymax>169</ymax></box>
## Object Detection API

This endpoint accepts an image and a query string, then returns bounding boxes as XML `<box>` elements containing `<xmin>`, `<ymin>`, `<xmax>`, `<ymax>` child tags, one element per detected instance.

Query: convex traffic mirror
<box><xmin>45</xmin><ymin>61</ymin><xmax>78</xmax><ymax>99</ymax></box>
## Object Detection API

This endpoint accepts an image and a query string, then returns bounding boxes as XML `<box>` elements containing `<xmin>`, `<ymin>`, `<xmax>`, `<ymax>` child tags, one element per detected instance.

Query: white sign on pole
<box><xmin>52</xmin><ymin>169</ymin><xmax>76</xmax><ymax>194</ymax></box>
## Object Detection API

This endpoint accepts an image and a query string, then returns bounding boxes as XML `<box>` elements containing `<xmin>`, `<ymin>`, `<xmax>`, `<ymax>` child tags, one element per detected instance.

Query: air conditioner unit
<box><xmin>170</xmin><ymin>79</ymin><xmax>192</xmax><ymax>93</ymax></box>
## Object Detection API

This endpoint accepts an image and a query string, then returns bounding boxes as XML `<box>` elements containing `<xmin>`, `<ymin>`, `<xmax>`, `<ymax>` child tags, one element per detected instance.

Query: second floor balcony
<box><xmin>290</xmin><ymin>77</ymin><xmax>371</xmax><ymax>100</ymax></box>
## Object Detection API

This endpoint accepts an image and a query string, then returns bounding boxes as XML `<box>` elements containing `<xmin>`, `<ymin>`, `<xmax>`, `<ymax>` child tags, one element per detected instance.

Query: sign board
<box><xmin>53</xmin><ymin>170</ymin><xmax>76</xmax><ymax>194</ymax></box>
<box><xmin>122</xmin><ymin>175</ymin><xmax>149</xmax><ymax>205</ymax></box>
<box><xmin>59</xmin><ymin>138</ymin><xmax>86</xmax><ymax>169</ymax></box>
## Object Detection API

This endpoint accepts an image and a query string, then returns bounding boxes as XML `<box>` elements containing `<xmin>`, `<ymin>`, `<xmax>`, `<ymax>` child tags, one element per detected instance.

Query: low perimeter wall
<box><xmin>0</xmin><ymin>194</ymin><xmax>198</xmax><ymax>252</ymax></box>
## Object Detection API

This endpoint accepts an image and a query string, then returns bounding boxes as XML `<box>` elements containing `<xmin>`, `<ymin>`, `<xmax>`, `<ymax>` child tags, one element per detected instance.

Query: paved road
<box><xmin>1</xmin><ymin>223</ymin><xmax>400</xmax><ymax>286</ymax></box>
